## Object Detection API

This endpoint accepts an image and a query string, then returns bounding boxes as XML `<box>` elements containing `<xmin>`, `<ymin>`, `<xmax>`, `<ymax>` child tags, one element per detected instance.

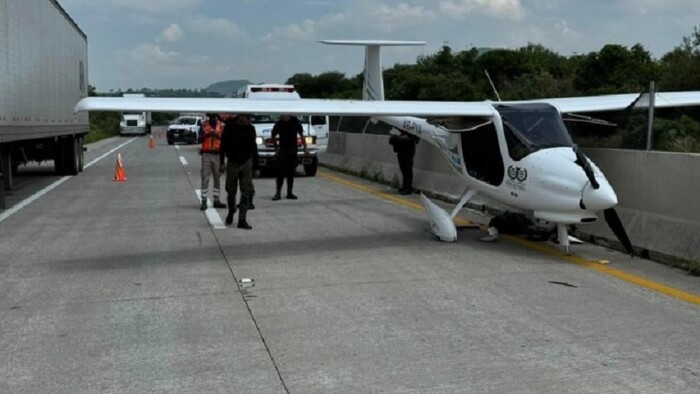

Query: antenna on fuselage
<box><xmin>484</xmin><ymin>69</ymin><xmax>502</xmax><ymax>102</ymax></box>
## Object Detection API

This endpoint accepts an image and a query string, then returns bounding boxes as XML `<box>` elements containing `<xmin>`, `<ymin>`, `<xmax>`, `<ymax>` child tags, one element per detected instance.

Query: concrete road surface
<box><xmin>1</xmin><ymin>134</ymin><xmax>699</xmax><ymax>393</ymax></box>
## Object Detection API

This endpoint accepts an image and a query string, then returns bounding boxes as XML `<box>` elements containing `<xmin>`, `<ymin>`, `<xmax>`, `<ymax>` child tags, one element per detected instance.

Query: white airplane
<box><xmin>75</xmin><ymin>40</ymin><xmax>700</xmax><ymax>255</ymax></box>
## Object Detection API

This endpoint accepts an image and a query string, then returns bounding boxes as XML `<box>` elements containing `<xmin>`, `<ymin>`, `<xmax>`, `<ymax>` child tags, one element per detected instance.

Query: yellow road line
<box><xmin>318</xmin><ymin>171</ymin><xmax>476</xmax><ymax>227</ymax></box>
<box><xmin>318</xmin><ymin>170</ymin><xmax>700</xmax><ymax>306</ymax></box>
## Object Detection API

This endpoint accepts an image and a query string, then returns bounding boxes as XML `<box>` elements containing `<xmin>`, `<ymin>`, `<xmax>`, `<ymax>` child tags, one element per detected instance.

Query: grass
<box><xmin>84</xmin><ymin>112</ymin><xmax>121</xmax><ymax>144</ymax></box>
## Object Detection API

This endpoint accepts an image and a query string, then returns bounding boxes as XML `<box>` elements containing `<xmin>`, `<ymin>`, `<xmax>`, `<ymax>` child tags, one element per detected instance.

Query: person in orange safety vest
<box><xmin>199</xmin><ymin>113</ymin><xmax>226</xmax><ymax>210</ymax></box>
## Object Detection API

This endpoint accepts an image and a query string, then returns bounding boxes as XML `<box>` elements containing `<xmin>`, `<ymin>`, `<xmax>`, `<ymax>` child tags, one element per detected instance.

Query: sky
<box><xmin>58</xmin><ymin>0</ymin><xmax>700</xmax><ymax>92</ymax></box>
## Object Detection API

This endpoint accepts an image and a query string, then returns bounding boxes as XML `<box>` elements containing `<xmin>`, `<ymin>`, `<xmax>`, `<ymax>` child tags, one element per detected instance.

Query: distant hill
<box><xmin>205</xmin><ymin>80</ymin><xmax>253</xmax><ymax>97</ymax></box>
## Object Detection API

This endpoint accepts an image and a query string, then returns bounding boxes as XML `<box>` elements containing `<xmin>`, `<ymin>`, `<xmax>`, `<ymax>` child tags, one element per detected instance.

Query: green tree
<box><xmin>574</xmin><ymin>44</ymin><xmax>659</xmax><ymax>94</ymax></box>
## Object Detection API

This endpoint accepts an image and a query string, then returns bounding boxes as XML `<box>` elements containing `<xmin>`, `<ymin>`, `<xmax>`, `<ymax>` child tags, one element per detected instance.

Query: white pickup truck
<box><xmin>167</xmin><ymin>114</ymin><xmax>203</xmax><ymax>145</ymax></box>
<box><xmin>235</xmin><ymin>84</ymin><xmax>329</xmax><ymax>176</ymax></box>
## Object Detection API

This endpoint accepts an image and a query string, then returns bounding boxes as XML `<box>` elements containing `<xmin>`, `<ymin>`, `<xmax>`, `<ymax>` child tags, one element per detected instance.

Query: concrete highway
<box><xmin>1</xmin><ymin>131</ymin><xmax>699</xmax><ymax>393</ymax></box>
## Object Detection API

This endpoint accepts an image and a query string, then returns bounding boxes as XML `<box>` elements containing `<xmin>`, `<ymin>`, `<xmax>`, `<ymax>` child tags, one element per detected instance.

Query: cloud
<box><xmin>439</xmin><ymin>0</ymin><xmax>523</xmax><ymax>20</ymax></box>
<box><xmin>621</xmin><ymin>0</ymin><xmax>700</xmax><ymax>14</ymax></box>
<box><xmin>110</xmin><ymin>0</ymin><xmax>201</xmax><ymax>13</ymax></box>
<box><xmin>262</xmin><ymin>19</ymin><xmax>319</xmax><ymax>43</ymax></box>
<box><xmin>158</xmin><ymin>24</ymin><xmax>184</xmax><ymax>43</ymax></box>
<box><xmin>113</xmin><ymin>43</ymin><xmax>218</xmax><ymax>88</ymax></box>
<box><xmin>261</xmin><ymin>0</ymin><xmax>525</xmax><ymax>46</ymax></box>
<box><xmin>190</xmin><ymin>15</ymin><xmax>248</xmax><ymax>39</ymax></box>
<box><xmin>116</xmin><ymin>43</ymin><xmax>180</xmax><ymax>64</ymax></box>
<box><xmin>554</xmin><ymin>19</ymin><xmax>580</xmax><ymax>40</ymax></box>
<box><xmin>363</xmin><ymin>2</ymin><xmax>437</xmax><ymax>32</ymax></box>
<box><xmin>261</xmin><ymin>2</ymin><xmax>437</xmax><ymax>43</ymax></box>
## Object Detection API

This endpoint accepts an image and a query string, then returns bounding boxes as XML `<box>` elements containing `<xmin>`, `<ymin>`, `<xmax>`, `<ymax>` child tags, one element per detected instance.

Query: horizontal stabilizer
<box><xmin>319</xmin><ymin>40</ymin><xmax>425</xmax><ymax>46</ymax></box>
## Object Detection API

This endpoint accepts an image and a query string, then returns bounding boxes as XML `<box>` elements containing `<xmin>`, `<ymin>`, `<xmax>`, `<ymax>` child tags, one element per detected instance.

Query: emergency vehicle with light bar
<box><xmin>235</xmin><ymin>84</ymin><xmax>329</xmax><ymax>176</ymax></box>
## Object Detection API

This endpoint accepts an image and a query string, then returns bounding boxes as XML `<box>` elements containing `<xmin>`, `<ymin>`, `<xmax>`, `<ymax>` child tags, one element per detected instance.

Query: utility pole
<box><xmin>646</xmin><ymin>81</ymin><xmax>656</xmax><ymax>151</ymax></box>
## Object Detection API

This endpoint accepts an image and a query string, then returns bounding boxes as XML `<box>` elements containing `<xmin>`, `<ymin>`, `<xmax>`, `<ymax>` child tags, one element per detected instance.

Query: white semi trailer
<box><xmin>0</xmin><ymin>0</ymin><xmax>89</xmax><ymax>202</ymax></box>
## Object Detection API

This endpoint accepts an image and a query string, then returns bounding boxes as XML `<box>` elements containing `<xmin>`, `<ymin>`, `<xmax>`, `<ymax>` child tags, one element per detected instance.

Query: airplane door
<box><xmin>460</xmin><ymin>122</ymin><xmax>505</xmax><ymax>186</ymax></box>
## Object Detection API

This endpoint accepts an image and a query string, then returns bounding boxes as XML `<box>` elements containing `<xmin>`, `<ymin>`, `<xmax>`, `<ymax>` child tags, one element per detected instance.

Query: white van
<box><xmin>235</xmin><ymin>84</ymin><xmax>329</xmax><ymax>176</ymax></box>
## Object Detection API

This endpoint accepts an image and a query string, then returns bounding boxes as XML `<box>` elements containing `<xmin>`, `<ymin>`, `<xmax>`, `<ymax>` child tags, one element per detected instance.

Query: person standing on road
<box><xmin>389</xmin><ymin>129</ymin><xmax>419</xmax><ymax>195</ymax></box>
<box><xmin>218</xmin><ymin>113</ymin><xmax>257</xmax><ymax>208</ymax></box>
<box><xmin>271</xmin><ymin>115</ymin><xmax>307</xmax><ymax>201</ymax></box>
<box><xmin>200</xmin><ymin>113</ymin><xmax>226</xmax><ymax>210</ymax></box>
<box><xmin>220</xmin><ymin>114</ymin><xmax>260</xmax><ymax>229</ymax></box>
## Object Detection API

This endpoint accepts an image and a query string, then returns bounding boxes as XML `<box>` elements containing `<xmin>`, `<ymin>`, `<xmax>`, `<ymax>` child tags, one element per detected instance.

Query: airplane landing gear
<box><xmin>420</xmin><ymin>187</ymin><xmax>476</xmax><ymax>242</ymax></box>
<box><xmin>557</xmin><ymin>223</ymin><xmax>573</xmax><ymax>255</ymax></box>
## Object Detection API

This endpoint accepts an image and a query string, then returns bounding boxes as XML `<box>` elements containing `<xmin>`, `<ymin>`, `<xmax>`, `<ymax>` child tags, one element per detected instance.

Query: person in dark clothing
<box><xmin>219</xmin><ymin>114</ymin><xmax>260</xmax><ymax>229</ymax></box>
<box><xmin>271</xmin><ymin>115</ymin><xmax>307</xmax><ymax>201</ymax></box>
<box><xmin>389</xmin><ymin>129</ymin><xmax>419</xmax><ymax>195</ymax></box>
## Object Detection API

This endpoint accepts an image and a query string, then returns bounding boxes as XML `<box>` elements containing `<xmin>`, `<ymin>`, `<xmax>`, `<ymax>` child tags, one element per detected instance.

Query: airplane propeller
<box><xmin>603</xmin><ymin>208</ymin><xmax>636</xmax><ymax>256</ymax></box>
<box><xmin>573</xmin><ymin>145</ymin><xmax>599</xmax><ymax>189</ymax></box>
<box><xmin>573</xmin><ymin>145</ymin><xmax>635</xmax><ymax>256</ymax></box>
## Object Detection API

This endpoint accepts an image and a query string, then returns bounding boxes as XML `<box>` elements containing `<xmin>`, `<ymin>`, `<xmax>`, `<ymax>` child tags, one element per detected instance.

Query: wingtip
<box><xmin>73</xmin><ymin>98</ymin><xmax>88</xmax><ymax>113</ymax></box>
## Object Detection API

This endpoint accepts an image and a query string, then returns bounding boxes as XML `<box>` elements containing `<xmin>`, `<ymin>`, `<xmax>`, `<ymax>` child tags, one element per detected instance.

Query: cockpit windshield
<box><xmin>177</xmin><ymin>118</ymin><xmax>198</xmax><ymax>125</ymax></box>
<box><xmin>496</xmin><ymin>104</ymin><xmax>573</xmax><ymax>161</ymax></box>
<box><xmin>250</xmin><ymin>115</ymin><xmax>277</xmax><ymax>124</ymax></box>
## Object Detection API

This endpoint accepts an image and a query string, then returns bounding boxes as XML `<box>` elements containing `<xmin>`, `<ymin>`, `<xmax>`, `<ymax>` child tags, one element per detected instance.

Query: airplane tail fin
<box><xmin>319</xmin><ymin>40</ymin><xmax>425</xmax><ymax>101</ymax></box>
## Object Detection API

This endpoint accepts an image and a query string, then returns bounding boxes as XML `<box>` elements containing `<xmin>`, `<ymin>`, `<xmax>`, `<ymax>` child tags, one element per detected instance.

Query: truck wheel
<box><xmin>304</xmin><ymin>159</ymin><xmax>318</xmax><ymax>177</ymax></box>
<box><xmin>54</xmin><ymin>140</ymin><xmax>65</xmax><ymax>175</ymax></box>
<box><xmin>62</xmin><ymin>137</ymin><xmax>79</xmax><ymax>176</ymax></box>
<box><xmin>77</xmin><ymin>136</ymin><xmax>85</xmax><ymax>172</ymax></box>
<box><xmin>167</xmin><ymin>139</ymin><xmax>174</xmax><ymax>145</ymax></box>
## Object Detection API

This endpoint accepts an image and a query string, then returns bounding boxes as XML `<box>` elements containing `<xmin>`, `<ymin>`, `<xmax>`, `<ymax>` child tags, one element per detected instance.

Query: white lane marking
<box><xmin>179</xmin><ymin>156</ymin><xmax>188</xmax><ymax>166</ymax></box>
<box><xmin>0</xmin><ymin>137</ymin><xmax>138</xmax><ymax>224</ymax></box>
<box><xmin>175</xmin><ymin>145</ymin><xmax>180</xmax><ymax>150</ymax></box>
<box><xmin>0</xmin><ymin>177</ymin><xmax>71</xmax><ymax>223</ymax></box>
<box><xmin>84</xmin><ymin>137</ymin><xmax>139</xmax><ymax>169</ymax></box>
<box><xmin>195</xmin><ymin>189</ymin><xmax>226</xmax><ymax>229</ymax></box>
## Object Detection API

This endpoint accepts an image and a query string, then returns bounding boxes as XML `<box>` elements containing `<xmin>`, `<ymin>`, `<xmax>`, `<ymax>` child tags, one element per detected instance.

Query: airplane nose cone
<box><xmin>581</xmin><ymin>180</ymin><xmax>617</xmax><ymax>211</ymax></box>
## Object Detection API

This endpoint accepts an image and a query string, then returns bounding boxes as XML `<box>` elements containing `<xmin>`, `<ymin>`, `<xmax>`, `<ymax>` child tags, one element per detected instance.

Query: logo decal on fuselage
<box><xmin>402</xmin><ymin>119</ymin><xmax>422</xmax><ymax>135</ymax></box>
<box><xmin>506</xmin><ymin>165</ymin><xmax>528</xmax><ymax>192</ymax></box>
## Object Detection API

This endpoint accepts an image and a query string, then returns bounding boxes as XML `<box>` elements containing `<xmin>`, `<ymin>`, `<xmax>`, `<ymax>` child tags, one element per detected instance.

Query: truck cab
<box><xmin>236</xmin><ymin>84</ymin><xmax>327</xmax><ymax>176</ymax></box>
<box><xmin>119</xmin><ymin>93</ymin><xmax>152</xmax><ymax>135</ymax></box>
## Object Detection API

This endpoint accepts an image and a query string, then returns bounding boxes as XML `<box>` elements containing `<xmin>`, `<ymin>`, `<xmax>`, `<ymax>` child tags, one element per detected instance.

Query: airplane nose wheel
<box><xmin>557</xmin><ymin>224</ymin><xmax>573</xmax><ymax>255</ymax></box>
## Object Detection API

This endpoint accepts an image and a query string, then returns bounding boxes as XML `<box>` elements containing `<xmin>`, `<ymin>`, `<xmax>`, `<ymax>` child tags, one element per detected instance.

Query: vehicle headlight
<box><xmin>256</xmin><ymin>137</ymin><xmax>263</xmax><ymax>145</ymax></box>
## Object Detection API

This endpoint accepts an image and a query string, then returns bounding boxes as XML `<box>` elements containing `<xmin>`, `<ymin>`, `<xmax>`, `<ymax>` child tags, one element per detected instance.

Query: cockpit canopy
<box><xmin>496</xmin><ymin>103</ymin><xmax>574</xmax><ymax>161</ymax></box>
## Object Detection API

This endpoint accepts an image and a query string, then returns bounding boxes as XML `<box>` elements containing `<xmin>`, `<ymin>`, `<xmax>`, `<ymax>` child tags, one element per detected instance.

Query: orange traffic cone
<box><xmin>148</xmin><ymin>135</ymin><xmax>156</xmax><ymax>149</ymax></box>
<box><xmin>113</xmin><ymin>153</ymin><xmax>127</xmax><ymax>182</ymax></box>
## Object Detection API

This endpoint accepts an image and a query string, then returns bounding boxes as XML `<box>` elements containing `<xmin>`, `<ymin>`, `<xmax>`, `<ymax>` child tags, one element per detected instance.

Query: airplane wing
<box><xmin>515</xmin><ymin>91</ymin><xmax>700</xmax><ymax>114</ymax></box>
<box><xmin>76</xmin><ymin>91</ymin><xmax>700</xmax><ymax>117</ymax></box>
<box><xmin>75</xmin><ymin>97</ymin><xmax>496</xmax><ymax>117</ymax></box>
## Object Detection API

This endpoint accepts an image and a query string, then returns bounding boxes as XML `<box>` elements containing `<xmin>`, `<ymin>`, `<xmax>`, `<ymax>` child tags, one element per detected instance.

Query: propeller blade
<box><xmin>603</xmin><ymin>208</ymin><xmax>635</xmax><ymax>256</ymax></box>
<box><xmin>573</xmin><ymin>145</ymin><xmax>599</xmax><ymax>189</ymax></box>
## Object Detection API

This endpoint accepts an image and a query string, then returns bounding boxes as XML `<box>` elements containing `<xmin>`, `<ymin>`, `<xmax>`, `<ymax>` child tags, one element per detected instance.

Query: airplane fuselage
<box><xmin>377</xmin><ymin>103</ymin><xmax>618</xmax><ymax>225</ymax></box>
